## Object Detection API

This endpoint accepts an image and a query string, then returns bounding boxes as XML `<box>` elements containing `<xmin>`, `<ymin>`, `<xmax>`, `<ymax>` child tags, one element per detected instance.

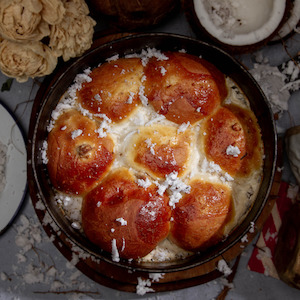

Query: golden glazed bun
<box><xmin>170</xmin><ymin>179</ymin><xmax>232</xmax><ymax>251</ymax></box>
<box><xmin>144</xmin><ymin>52</ymin><xmax>227</xmax><ymax>125</ymax></box>
<box><xmin>47</xmin><ymin>110</ymin><xmax>114</xmax><ymax>195</ymax></box>
<box><xmin>203</xmin><ymin>106</ymin><xmax>247</xmax><ymax>176</ymax></box>
<box><xmin>224</xmin><ymin>104</ymin><xmax>264</xmax><ymax>177</ymax></box>
<box><xmin>76</xmin><ymin>57</ymin><xmax>143</xmax><ymax>122</ymax></box>
<box><xmin>203</xmin><ymin>104</ymin><xmax>263</xmax><ymax>178</ymax></box>
<box><xmin>126</xmin><ymin>124</ymin><xmax>192</xmax><ymax>178</ymax></box>
<box><xmin>46</xmin><ymin>50</ymin><xmax>264</xmax><ymax>261</ymax></box>
<box><xmin>81</xmin><ymin>168</ymin><xmax>171</xmax><ymax>259</ymax></box>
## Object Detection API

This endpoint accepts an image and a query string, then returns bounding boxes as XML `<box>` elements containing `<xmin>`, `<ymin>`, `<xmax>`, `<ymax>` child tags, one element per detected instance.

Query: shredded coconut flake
<box><xmin>71</xmin><ymin>129</ymin><xmax>83</xmax><ymax>139</ymax></box>
<box><xmin>221</xmin><ymin>172</ymin><xmax>234</xmax><ymax>183</ymax></box>
<box><xmin>160</xmin><ymin>66</ymin><xmax>167</xmax><ymax>76</ymax></box>
<box><xmin>127</xmin><ymin>91</ymin><xmax>135</xmax><ymax>104</ymax></box>
<box><xmin>178</xmin><ymin>121</ymin><xmax>190</xmax><ymax>133</ymax></box>
<box><xmin>145</xmin><ymin>138</ymin><xmax>156</xmax><ymax>155</ymax></box>
<box><xmin>201</xmin><ymin>158</ymin><xmax>222</xmax><ymax>174</ymax></box>
<box><xmin>217</xmin><ymin>259</ymin><xmax>232</xmax><ymax>276</ymax></box>
<box><xmin>226</xmin><ymin>145</ymin><xmax>241</xmax><ymax>157</ymax></box>
<box><xmin>155</xmin><ymin>172</ymin><xmax>191</xmax><ymax>208</ymax></box>
<box><xmin>241</xmin><ymin>234</ymin><xmax>248</xmax><ymax>243</ymax></box>
<box><xmin>136</xmin><ymin>277</ymin><xmax>155</xmax><ymax>295</ymax></box>
<box><xmin>111</xmin><ymin>239</ymin><xmax>120</xmax><ymax>262</ymax></box>
<box><xmin>137</xmin><ymin>177</ymin><xmax>152</xmax><ymax>189</ymax></box>
<box><xmin>116</xmin><ymin>218</ymin><xmax>127</xmax><ymax>226</ymax></box>
<box><xmin>94</xmin><ymin>114</ymin><xmax>112</xmax><ymax>138</ymax></box>
<box><xmin>67</xmin><ymin>68</ymin><xmax>92</xmax><ymax>100</ymax></box>
<box><xmin>141</xmin><ymin>48</ymin><xmax>169</xmax><ymax>66</ymax></box>
<box><xmin>71</xmin><ymin>222</ymin><xmax>81</xmax><ymax>230</ymax></box>
<box><xmin>41</xmin><ymin>141</ymin><xmax>48</xmax><ymax>164</ymax></box>
<box><xmin>47</xmin><ymin>68</ymin><xmax>93</xmax><ymax>131</ymax></box>
<box><xmin>149</xmin><ymin>272</ymin><xmax>165</xmax><ymax>282</ymax></box>
<box><xmin>106</xmin><ymin>54</ymin><xmax>119</xmax><ymax>62</ymax></box>
<box><xmin>249</xmin><ymin>221</ymin><xmax>255</xmax><ymax>233</ymax></box>
<box><xmin>139</xmin><ymin>85</ymin><xmax>148</xmax><ymax>106</ymax></box>
<box><xmin>250</xmin><ymin>63</ymin><xmax>290</xmax><ymax>116</ymax></box>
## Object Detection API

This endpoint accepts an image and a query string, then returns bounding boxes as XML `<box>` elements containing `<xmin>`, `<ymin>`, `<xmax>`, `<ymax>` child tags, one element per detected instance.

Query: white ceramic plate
<box><xmin>0</xmin><ymin>102</ymin><xmax>27</xmax><ymax>234</ymax></box>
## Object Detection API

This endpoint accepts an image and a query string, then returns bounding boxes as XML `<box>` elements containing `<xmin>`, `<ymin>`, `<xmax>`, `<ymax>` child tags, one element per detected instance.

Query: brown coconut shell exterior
<box><xmin>86</xmin><ymin>0</ymin><xmax>181</xmax><ymax>30</ymax></box>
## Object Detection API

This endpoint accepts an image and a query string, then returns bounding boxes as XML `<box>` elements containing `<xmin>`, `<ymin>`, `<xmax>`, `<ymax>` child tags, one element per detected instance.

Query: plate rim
<box><xmin>0</xmin><ymin>100</ymin><xmax>28</xmax><ymax>235</ymax></box>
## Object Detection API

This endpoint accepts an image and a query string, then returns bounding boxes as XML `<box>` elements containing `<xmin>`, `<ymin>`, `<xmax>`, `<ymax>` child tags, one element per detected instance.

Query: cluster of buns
<box><xmin>46</xmin><ymin>50</ymin><xmax>263</xmax><ymax>261</ymax></box>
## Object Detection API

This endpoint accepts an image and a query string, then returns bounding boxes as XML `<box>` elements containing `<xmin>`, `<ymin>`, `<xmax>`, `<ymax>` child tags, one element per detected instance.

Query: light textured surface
<box><xmin>0</xmin><ymin>9</ymin><xmax>300</xmax><ymax>300</ymax></box>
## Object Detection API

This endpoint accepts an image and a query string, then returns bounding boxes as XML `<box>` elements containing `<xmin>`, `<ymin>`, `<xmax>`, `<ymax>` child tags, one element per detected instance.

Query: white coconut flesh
<box><xmin>193</xmin><ymin>0</ymin><xmax>287</xmax><ymax>46</ymax></box>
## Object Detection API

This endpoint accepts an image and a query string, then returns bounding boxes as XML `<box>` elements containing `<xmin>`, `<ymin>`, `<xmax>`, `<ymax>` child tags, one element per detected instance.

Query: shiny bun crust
<box><xmin>203</xmin><ymin>106</ymin><xmax>246</xmax><ymax>176</ymax></box>
<box><xmin>144</xmin><ymin>52</ymin><xmax>227</xmax><ymax>124</ymax></box>
<box><xmin>76</xmin><ymin>58</ymin><xmax>143</xmax><ymax>122</ymax></box>
<box><xmin>81</xmin><ymin>168</ymin><xmax>171</xmax><ymax>259</ymax></box>
<box><xmin>170</xmin><ymin>179</ymin><xmax>232</xmax><ymax>251</ymax></box>
<box><xmin>47</xmin><ymin>50</ymin><xmax>264</xmax><ymax>261</ymax></box>
<box><xmin>223</xmin><ymin>104</ymin><xmax>264</xmax><ymax>177</ymax></box>
<box><xmin>47</xmin><ymin>110</ymin><xmax>114</xmax><ymax>195</ymax></box>
<box><xmin>126</xmin><ymin>124</ymin><xmax>192</xmax><ymax>179</ymax></box>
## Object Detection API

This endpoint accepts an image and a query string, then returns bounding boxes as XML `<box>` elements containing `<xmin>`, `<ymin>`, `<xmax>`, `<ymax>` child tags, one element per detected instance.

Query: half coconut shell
<box><xmin>183</xmin><ymin>0</ymin><xmax>291</xmax><ymax>53</ymax></box>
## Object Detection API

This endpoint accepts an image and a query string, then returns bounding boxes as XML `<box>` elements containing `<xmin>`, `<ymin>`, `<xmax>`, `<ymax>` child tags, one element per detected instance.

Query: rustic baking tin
<box><xmin>27</xmin><ymin>33</ymin><xmax>277</xmax><ymax>279</ymax></box>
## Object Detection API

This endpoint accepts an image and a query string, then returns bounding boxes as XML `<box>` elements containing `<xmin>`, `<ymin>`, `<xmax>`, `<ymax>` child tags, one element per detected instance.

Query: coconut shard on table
<box><xmin>183</xmin><ymin>0</ymin><xmax>296</xmax><ymax>54</ymax></box>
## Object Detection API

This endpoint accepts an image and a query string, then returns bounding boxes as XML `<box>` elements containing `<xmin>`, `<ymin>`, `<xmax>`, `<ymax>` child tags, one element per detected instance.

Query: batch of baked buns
<box><xmin>45</xmin><ymin>49</ymin><xmax>264</xmax><ymax>262</ymax></box>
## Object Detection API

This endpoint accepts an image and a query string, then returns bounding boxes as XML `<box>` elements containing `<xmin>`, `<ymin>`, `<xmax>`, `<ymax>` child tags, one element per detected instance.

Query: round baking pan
<box><xmin>27</xmin><ymin>33</ymin><xmax>277</xmax><ymax>275</ymax></box>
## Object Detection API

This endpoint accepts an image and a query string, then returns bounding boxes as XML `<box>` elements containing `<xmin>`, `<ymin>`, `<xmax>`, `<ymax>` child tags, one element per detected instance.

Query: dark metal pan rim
<box><xmin>27</xmin><ymin>32</ymin><xmax>277</xmax><ymax>273</ymax></box>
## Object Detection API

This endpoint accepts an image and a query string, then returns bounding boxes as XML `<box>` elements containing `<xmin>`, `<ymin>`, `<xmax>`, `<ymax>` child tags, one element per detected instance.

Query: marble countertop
<box><xmin>0</xmin><ymin>8</ymin><xmax>300</xmax><ymax>300</ymax></box>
